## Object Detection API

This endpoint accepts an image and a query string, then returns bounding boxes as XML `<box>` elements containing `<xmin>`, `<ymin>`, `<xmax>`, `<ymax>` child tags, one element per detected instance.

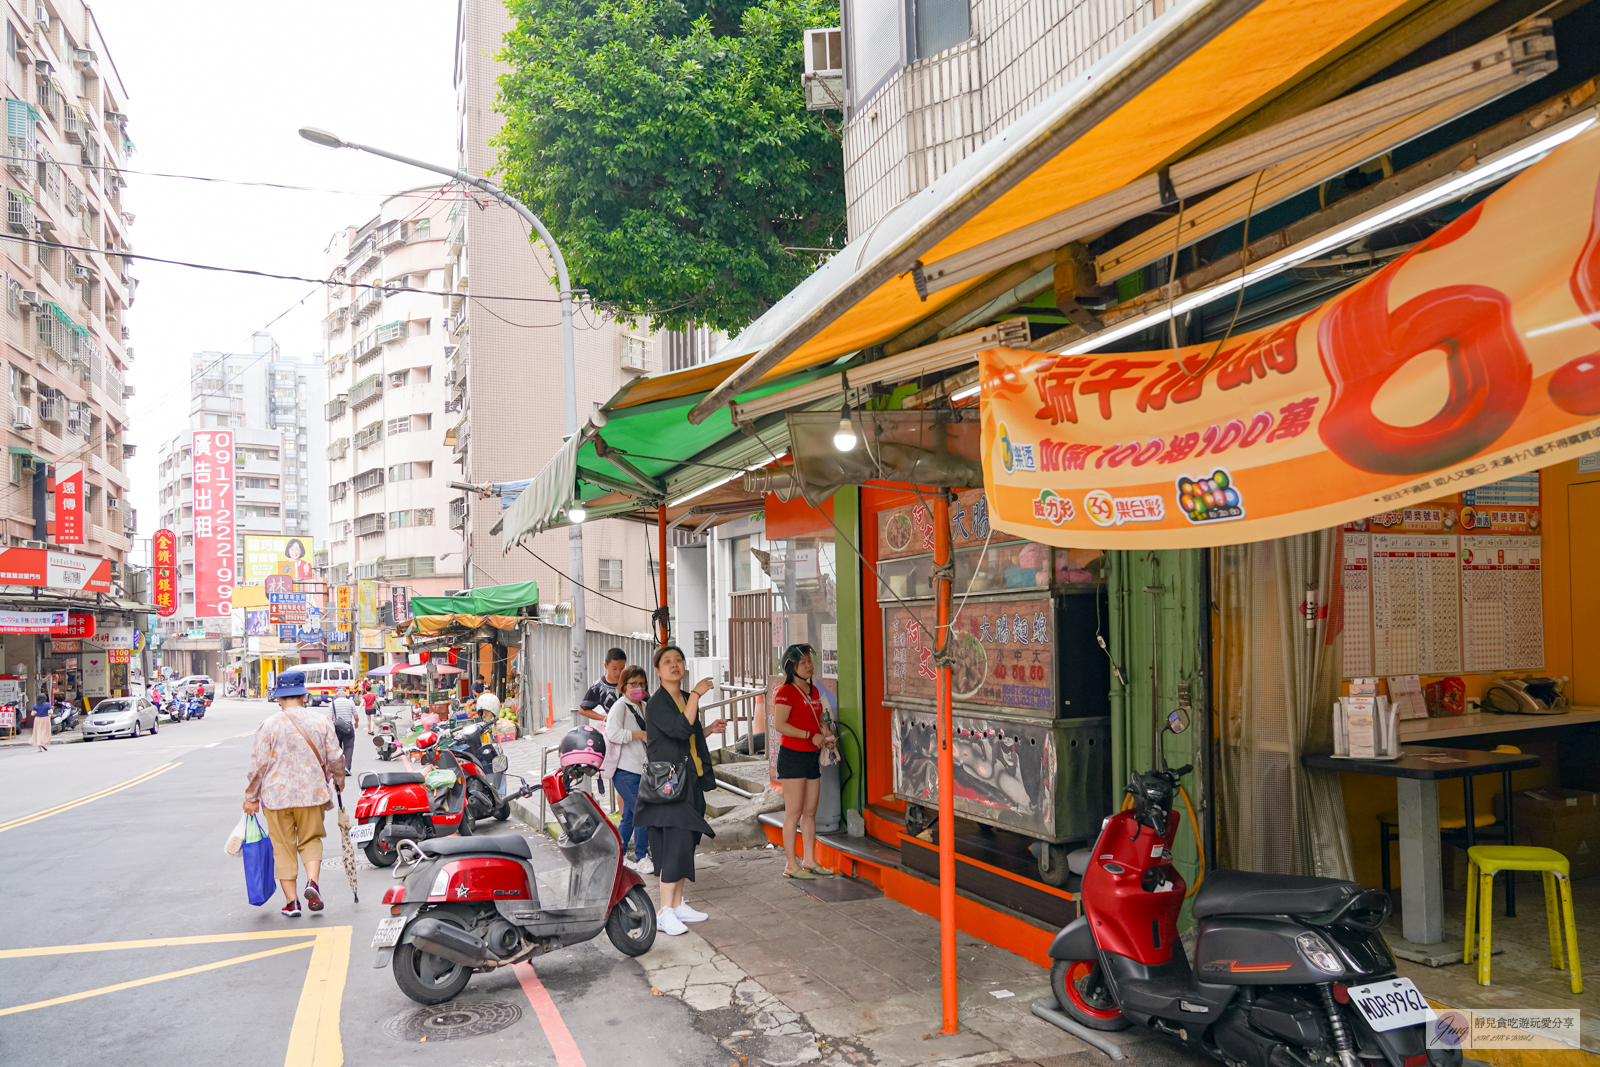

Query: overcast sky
<box><xmin>95</xmin><ymin>0</ymin><xmax>460</xmax><ymax>561</ymax></box>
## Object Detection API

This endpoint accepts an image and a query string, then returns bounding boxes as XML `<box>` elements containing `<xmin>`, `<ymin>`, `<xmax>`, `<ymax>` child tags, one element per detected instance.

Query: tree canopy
<box><xmin>495</xmin><ymin>0</ymin><xmax>845</xmax><ymax>334</ymax></box>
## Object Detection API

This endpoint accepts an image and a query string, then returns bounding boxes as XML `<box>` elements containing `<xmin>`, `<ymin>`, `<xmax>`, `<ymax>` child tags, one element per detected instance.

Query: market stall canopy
<box><xmin>410</xmin><ymin>581</ymin><xmax>539</xmax><ymax>618</ymax></box>
<box><xmin>409</xmin><ymin>613</ymin><xmax>521</xmax><ymax>635</ymax></box>
<box><xmin>366</xmin><ymin>665</ymin><xmax>397</xmax><ymax>677</ymax></box>
<box><xmin>595</xmin><ymin>0</ymin><xmax>1508</xmax><ymax>425</ymax></box>
<box><xmin>976</xmin><ymin>123</ymin><xmax>1600</xmax><ymax>548</ymax></box>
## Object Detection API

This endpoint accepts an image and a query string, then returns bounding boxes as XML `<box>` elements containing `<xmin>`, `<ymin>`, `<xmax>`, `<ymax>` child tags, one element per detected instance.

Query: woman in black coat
<box><xmin>634</xmin><ymin>644</ymin><xmax>725</xmax><ymax>935</ymax></box>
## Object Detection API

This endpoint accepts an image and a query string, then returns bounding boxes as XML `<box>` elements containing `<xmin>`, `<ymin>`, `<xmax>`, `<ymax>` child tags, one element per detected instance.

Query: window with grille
<box><xmin>413</xmin><ymin>508</ymin><xmax>434</xmax><ymax>526</ymax></box>
<box><xmin>385</xmin><ymin>416</ymin><xmax>409</xmax><ymax>436</ymax></box>
<box><xmin>389</xmin><ymin>369</ymin><xmax>408</xmax><ymax>388</ymax></box>
<box><xmin>599</xmin><ymin>558</ymin><xmax>623</xmax><ymax>591</ymax></box>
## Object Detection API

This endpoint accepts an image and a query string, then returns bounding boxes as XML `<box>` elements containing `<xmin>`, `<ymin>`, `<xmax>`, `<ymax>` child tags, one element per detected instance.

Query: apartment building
<box><xmin>321</xmin><ymin>186</ymin><xmax>462</xmax><ymax>646</ymax></box>
<box><xmin>838</xmin><ymin>0</ymin><xmax>1163</xmax><ymax>233</ymax></box>
<box><xmin>188</xmin><ymin>333</ymin><xmax>326</xmax><ymax>541</ymax></box>
<box><xmin>0</xmin><ymin>1</ymin><xmax>134</xmax><ymax>575</ymax></box>
<box><xmin>450</xmin><ymin>0</ymin><xmax>662</xmax><ymax>636</ymax></box>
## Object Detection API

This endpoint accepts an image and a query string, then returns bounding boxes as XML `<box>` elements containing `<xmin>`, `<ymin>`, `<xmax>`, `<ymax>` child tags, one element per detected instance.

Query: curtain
<box><xmin>1215</xmin><ymin>529</ymin><xmax>1354</xmax><ymax>879</ymax></box>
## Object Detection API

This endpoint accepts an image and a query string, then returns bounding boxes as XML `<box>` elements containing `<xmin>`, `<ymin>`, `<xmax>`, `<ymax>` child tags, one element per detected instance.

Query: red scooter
<box><xmin>352</xmin><ymin>727</ymin><xmax>484</xmax><ymax>867</ymax></box>
<box><xmin>1047</xmin><ymin>742</ymin><xmax>1458</xmax><ymax>1067</ymax></box>
<box><xmin>370</xmin><ymin>752</ymin><xmax>656</xmax><ymax>1004</ymax></box>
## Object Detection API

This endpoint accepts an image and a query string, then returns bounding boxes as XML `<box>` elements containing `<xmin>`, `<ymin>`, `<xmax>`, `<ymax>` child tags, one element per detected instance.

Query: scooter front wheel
<box><xmin>605</xmin><ymin>885</ymin><xmax>657</xmax><ymax>956</ymax></box>
<box><xmin>1051</xmin><ymin>958</ymin><xmax>1129</xmax><ymax>1031</ymax></box>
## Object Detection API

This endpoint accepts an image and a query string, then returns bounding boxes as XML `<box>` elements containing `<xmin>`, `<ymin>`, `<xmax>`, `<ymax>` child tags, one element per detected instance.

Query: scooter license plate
<box><xmin>372</xmin><ymin>915</ymin><xmax>406</xmax><ymax>948</ymax></box>
<box><xmin>1346</xmin><ymin>978</ymin><xmax>1435</xmax><ymax>1032</ymax></box>
<box><xmin>349</xmin><ymin>823</ymin><xmax>375</xmax><ymax>844</ymax></box>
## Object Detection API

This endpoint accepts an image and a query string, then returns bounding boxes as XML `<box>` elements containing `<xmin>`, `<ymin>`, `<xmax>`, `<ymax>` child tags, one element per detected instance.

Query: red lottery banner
<box><xmin>191</xmin><ymin>430</ymin><xmax>236</xmax><ymax>618</ymax></box>
<box><xmin>153</xmin><ymin>528</ymin><xmax>177</xmax><ymax>618</ymax></box>
<box><xmin>980</xmin><ymin>124</ymin><xmax>1600</xmax><ymax>548</ymax></box>
<box><xmin>53</xmin><ymin>462</ymin><xmax>83</xmax><ymax>543</ymax></box>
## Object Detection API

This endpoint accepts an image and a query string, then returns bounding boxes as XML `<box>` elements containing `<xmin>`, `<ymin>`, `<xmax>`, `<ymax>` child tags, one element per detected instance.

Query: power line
<box><xmin>0</xmin><ymin>149</ymin><xmax>468</xmax><ymax>198</ymax></box>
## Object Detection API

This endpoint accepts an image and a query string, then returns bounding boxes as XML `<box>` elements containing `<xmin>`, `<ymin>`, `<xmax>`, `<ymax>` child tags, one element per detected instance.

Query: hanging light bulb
<box><xmin>567</xmin><ymin>503</ymin><xmax>587</xmax><ymax>523</ymax></box>
<box><xmin>833</xmin><ymin>403</ymin><xmax>857</xmax><ymax>452</ymax></box>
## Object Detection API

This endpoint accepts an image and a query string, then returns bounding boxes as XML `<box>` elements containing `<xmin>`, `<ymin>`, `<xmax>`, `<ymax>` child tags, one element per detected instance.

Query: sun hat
<box><xmin>271</xmin><ymin>670</ymin><xmax>309</xmax><ymax>699</ymax></box>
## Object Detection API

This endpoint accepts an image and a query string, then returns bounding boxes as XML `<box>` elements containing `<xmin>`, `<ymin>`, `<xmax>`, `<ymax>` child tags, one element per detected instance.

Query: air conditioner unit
<box><xmin>107</xmin><ymin>496</ymin><xmax>120</xmax><ymax>509</ymax></box>
<box><xmin>33</xmin><ymin>5</ymin><xmax>48</xmax><ymax>30</ymax></box>
<box><xmin>802</xmin><ymin>28</ymin><xmax>845</xmax><ymax>111</ymax></box>
<box><xmin>21</xmin><ymin>539</ymin><xmax>44</xmax><ymax>550</ymax></box>
<box><xmin>11</xmin><ymin>406</ymin><xmax>32</xmax><ymax>429</ymax></box>
<box><xmin>73</xmin><ymin>265</ymin><xmax>89</xmax><ymax>279</ymax></box>
<box><xmin>72</xmin><ymin>47</ymin><xmax>96</xmax><ymax>67</ymax></box>
<box><xmin>20</xmin><ymin>289</ymin><xmax>39</xmax><ymax>309</ymax></box>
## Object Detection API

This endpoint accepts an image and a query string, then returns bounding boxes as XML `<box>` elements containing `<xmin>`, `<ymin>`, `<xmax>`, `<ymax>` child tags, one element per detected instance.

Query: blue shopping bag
<box><xmin>241</xmin><ymin>814</ymin><xmax>276</xmax><ymax>906</ymax></box>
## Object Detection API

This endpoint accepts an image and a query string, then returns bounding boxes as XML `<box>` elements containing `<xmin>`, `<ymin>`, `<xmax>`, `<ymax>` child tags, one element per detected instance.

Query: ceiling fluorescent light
<box><xmin>1056</xmin><ymin>113</ymin><xmax>1595</xmax><ymax>359</ymax></box>
<box><xmin>668</xmin><ymin>454</ymin><xmax>790</xmax><ymax>508</ymax></box>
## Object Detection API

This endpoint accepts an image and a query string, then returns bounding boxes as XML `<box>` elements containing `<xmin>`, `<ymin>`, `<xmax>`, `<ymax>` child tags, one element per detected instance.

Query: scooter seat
<box><xmin>420</xmin><ymin>833</ymin><xmax>533</xmax><ymax>860</ymax></box>
<box><xmin>1191</xmin><ymin>868</ymin><xmax>1363</xmax><ymax>920</ymax></box>
<box><xmin>360</xmin><ymin>769</ymin><xmax>425</xmax><ymax>789</ymax></box>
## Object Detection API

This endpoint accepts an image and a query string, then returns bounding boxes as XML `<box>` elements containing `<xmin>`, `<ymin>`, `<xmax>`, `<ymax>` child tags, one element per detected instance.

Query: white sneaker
<box><xmin>674</xmin><ymin>903</ymin><xmax>708</xmax><ymax>923</ymax></box>
<box><xmin>634</xmin><ymin>856</ymin><xmax>654</xmax><ymax>876</ymax></box>
<box><xmin>657</xmin><ymin>906</ymin><xmax>688</xmax><ymax>936</ymax></box>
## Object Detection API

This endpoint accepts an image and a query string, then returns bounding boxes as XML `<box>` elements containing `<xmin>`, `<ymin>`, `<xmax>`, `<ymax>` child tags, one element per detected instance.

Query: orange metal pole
<box><xmin>933</xmin><ymin>490</ymin><xmax>957</xmax><ymax>1034</ymax></box>
<box><xmin>546</xmin><ymin>681</ymin><xmax>554</xmax><ymax>729</ymax></box>
<box><xmin>658</xmin><ymin>505</ymin><xmax>670</xmax><ymax>646</ymax></box>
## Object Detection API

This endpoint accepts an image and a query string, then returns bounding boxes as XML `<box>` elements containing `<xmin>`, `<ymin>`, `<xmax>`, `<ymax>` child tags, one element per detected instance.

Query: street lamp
<box><xmin>300</xmin><ymin>126</ymin><xmax>590</xmax><ymax>725</ymax></box>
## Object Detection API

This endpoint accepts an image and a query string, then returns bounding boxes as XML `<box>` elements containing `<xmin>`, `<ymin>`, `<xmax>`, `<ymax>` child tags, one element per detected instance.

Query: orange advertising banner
<box><xmin>979</xmin><ymin>124</ymin><xmax>1600</xmax><ymax>548</ymax></box>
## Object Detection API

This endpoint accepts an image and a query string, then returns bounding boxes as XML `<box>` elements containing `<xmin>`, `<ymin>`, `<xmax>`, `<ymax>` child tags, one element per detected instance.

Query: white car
<box><xmin>81</xmin><ymin>697</ymin><xmax>160</xmax><ymax>740</ymax></box>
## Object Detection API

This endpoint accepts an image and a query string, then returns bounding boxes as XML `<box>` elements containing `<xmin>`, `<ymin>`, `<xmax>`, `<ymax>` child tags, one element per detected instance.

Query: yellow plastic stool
<box><xmin>1463</xmin><ymin>845</ymin><xmax>1582</xmax><ymax>993</ymax></box>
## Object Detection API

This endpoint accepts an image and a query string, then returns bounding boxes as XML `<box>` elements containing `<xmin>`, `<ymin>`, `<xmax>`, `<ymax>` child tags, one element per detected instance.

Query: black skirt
<box><xmin>776</xmin><ymin>746</ymin><xmax>821</xmax><ymax>780</ymax></box>
<box><xmin>648</xmin><ymin>826</ymin><xmax>702</xmax><ymax>883</ymax></box>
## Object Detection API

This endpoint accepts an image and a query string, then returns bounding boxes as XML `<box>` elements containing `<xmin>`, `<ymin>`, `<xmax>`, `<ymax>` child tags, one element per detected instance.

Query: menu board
<box><xmin>877</xmin><ymin>489</ymin><xmax>1020</xmax><ymax>561</ymax></box>
<box><xmin>1461</xmin><ymin>535</ymin><xmax>1545</xmax><ymax>672</ymax></box>
<box><xmin>884</xmin><ymin>596</ymin><xmax>1054</xmax><ymax>713</ymax></box>
<box><xmin>1341</xmin><ymin>532</ymin><xmax>1373</xmax><ymax>678</ymax></box>
<box><xmin>1370</xmin><ymin>535</ymin><xmax>1461</xmax><ymax>676</ymax></box>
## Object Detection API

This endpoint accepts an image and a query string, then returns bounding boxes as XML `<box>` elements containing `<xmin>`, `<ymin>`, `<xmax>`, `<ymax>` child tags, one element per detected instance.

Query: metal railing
<box><xmin>699</xmin><ymin>682</ymin><xmax>768</xmax><ymax>756</ymax></box>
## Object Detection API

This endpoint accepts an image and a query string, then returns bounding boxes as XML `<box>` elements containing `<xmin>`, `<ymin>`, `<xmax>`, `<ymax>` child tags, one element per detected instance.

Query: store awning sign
<box><xmin>153</xmin><ymin>528</ymin><xmax>177</xmax><ymax>618</ymax></box>
<box><xmin>0</xmin><ymin>547</ymin><xmax>113</xmax><ymax>593</ymax></box>
<box><xmin>980</xmin><ymin>124</ymin><xmax>1600</xmax><ymax>548</ymax></box>
<box><xmin>0</xmin><ymin>610</ymin><xmax>69</xmax><ymax>634</ymax></box>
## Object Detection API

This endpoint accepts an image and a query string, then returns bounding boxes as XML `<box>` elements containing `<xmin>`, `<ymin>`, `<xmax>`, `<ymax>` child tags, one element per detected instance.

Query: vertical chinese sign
<box><xmin>152</xmin><ymin>528</ymin><xmax>177</xmax><ymax>618</ymax></box>
<box><xmin>190</xmin><ymin>430</ymin><xmax>236</xmax><ymax>618</ymax></box>
<box><xmin>54</xmin><ymin>462</ymin><xmax>83</xmax><ymax>543</ymax></box>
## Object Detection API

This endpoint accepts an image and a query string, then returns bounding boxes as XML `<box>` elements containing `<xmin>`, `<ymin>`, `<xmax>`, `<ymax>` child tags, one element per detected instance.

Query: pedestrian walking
<box><xmin>242</xmin><ymin>670</ymin><xmax>347</xmax><ymax>917</ymax></box>
<box><xmin>578</xmin><ymin>648</ymin><xmax>627</xmax><ymax>723</ymax></box>
<box><xmin>634</xmin><ymin>646</ymin><xmax>725</xmax><ymax>936</ymax></box>
<box><xmin>773</xmin><ymin>644</ymin><xmax>837</xmax><ymax>879</ymax></box>
<box><xmin>604</xmin><ymin>665</ymin><xmax>653</xmax><ymax>874</ymax></box>
<box><xmin>362</xmin><ymin>687</ymin><xmax>377</xmax><ymax>734</ymax></box>
<box><xmin>30</xmin><ymin>694</ymin><xmax>50</xmax><ymax>752</ymax></box>
<box><xmin>330</xmin><ymin>687</ymin><xmax>359</xmax><ymax>770</ymax></box>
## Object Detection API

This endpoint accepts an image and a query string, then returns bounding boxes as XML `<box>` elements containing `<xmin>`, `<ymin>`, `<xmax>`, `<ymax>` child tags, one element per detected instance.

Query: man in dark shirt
<box><xmin>578</xmin><ymin>648</ymin><xmax>628</xmax><ymax>723</ymax></box>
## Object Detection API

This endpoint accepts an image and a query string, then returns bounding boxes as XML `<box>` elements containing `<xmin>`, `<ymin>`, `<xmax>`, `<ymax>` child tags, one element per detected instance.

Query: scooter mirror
<box><xmin>1166</xmin><ymin>707</ymin><xmax>1190</xmax><ymax>735</ymax></box>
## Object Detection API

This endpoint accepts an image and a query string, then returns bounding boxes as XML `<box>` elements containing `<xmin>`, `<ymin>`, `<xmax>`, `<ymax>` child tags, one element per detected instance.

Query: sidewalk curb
<box><xmin>0</xmin><ymin>734</ymin><xmax>84</xmax><ymax>749</ymax></box>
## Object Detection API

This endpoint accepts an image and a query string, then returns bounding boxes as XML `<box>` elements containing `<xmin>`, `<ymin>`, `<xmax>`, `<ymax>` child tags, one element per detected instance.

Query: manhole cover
<box><xmin>384</xmin><ymin>998</ymin><xmax>524</xmax><ymax>1041</ymax></box>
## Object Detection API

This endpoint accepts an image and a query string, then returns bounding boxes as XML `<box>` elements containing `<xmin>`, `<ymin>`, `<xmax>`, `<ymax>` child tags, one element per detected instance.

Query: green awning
<box><xmin>410</xmin><ymin>581</ymin><xmax>539</xmax><ymax>618</ymax></box>
<box><xmin>8</xmin><ymin>445</ymin><xmax>44</xmax><ymax>463</ymax></box>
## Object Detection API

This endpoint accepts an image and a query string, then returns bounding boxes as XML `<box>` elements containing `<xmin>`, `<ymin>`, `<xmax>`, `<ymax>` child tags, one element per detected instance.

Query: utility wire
<box><xmin>0</xmin><ymin>149</ymin><xmax>467</xmax><ymax>197</ymax></box>
<box><xmin>516</xmin><ymin>541</ymin><xmax>656</xmax><ymax>613</ymax></box>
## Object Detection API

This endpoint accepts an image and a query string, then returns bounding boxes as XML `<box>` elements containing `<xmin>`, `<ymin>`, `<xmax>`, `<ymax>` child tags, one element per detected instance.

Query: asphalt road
<box><xmin>0</xmin><ymin>698</ymin><xmax>731</xmax><ymax>1067</ymax></box>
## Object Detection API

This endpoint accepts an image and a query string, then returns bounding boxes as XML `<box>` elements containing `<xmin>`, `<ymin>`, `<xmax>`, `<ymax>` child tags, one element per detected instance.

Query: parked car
<box><xmin>81</xmin><ymin>697</ymin><xmax>160</xmax><ymax>740</ymax></box>
<box><xmin>174</xmin><ymin>675</ymin><xmax>216</xmax><ymax>704</ymax></box>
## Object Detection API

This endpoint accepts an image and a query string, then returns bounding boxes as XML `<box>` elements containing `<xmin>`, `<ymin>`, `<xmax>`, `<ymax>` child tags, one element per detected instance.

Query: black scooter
<box><xmin>1047</xmin><ymin>713</ymin><xmax>1459</xmax><ymax>1067</ymax></box>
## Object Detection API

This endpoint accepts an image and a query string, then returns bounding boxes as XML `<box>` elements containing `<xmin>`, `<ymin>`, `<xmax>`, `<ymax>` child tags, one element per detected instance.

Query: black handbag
<box><xmin>638</xmin><ymin>758</ymin><xmax>691</xmax><ymax>804</ymax></box>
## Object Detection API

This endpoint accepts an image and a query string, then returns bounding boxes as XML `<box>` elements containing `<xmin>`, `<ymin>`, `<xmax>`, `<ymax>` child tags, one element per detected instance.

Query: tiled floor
<box><xmin>1395</xmin><ymin>874</ymin><xmax>1600</xmax><ymax>1052</ymax></box>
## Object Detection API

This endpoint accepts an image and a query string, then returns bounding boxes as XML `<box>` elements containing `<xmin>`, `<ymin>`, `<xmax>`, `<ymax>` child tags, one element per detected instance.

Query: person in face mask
<box><xmin>604</xmin><ymin>664</ymin><xmax>654</xmax><ymax>873</ymax></box>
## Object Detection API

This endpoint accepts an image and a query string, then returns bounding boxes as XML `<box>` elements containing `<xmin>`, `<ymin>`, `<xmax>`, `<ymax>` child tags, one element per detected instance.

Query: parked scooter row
<box><xmin>159</xmin><ymin>694</ymin><xmax>208</xmax><ymax>723</ymax></box>
<box><xmin>367</xmin><ymin>727</ymin><xmax>655</xmax><ymax>1005</ymax></box>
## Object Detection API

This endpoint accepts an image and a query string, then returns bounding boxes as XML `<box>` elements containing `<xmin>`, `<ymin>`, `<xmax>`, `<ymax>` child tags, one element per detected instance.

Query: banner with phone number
<box><xmin>979</xmin><ymin>123</ymin><xmax>1600</xmax><ymax>548</ymax></box>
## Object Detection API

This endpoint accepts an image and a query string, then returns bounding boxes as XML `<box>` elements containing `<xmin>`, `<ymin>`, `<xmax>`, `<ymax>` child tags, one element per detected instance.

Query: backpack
<box><xmin>600</xmin><ymin>699</ymin><xmax>646</xmax><ymax>780</ymax></box>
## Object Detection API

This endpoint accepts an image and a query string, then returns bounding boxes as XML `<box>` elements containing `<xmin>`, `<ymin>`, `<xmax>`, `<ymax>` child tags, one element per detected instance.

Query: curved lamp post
<box><xmin>299</xmin><ymin>127</ymin><xmax>589</xmax><ymax>724</ymax></box>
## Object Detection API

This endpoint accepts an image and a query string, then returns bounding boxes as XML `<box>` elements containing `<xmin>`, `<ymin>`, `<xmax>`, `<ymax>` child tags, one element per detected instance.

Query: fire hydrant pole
<box><xmin>933</xmin><ymin>489</ymin><xmax>958</xmax><ymax>1035</ymax></box>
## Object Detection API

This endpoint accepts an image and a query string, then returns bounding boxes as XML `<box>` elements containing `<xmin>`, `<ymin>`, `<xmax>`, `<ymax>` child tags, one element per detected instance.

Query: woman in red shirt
<box><xmin>773</xmin><ymin>643</ymin><xmax>836</xmax><ymax>879</ymax></box>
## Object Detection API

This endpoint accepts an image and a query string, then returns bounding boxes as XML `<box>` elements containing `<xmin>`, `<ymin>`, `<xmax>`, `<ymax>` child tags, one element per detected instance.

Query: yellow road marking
<box><xmin>0</xmin><ymin>940</ymin><xmax>314</xmax><ymax>1016</ymax></box>
<box><xmin>1</xmin><ymin>926</ymin><xmax>352</xmax><ymax>1065</ymax></box>
<box><xmin>0</xmin><ymin>762</ymin><xmax>181</xmax><ymax>834</ymax></box>
<box><xmin>286</xmin><ymin>925</ymin><xmax>350</xmax><ymax>1067</ymax></box>
<box><xmin>0</xmin><ymin>929</ymin><xmax>322</xmax><ymax>959</ymax></box>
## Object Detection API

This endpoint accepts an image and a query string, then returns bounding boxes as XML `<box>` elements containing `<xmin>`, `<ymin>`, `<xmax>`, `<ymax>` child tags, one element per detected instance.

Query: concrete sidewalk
<box><xmin>633</xmin><ymin>848</ymin><xmax>1211</xmax><ymax>1067</ymax></box>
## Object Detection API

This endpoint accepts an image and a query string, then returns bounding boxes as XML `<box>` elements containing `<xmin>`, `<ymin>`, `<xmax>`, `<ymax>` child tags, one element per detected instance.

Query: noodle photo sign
<box><xmin>884</xmin><ymin>595</ymin><xmax>1054</xmax><ymax>712</ymax></box>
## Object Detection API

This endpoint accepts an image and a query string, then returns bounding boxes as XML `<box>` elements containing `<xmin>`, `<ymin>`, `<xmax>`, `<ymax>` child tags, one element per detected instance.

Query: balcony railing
<box><xmin>324</xmin><ymin>395</ymin><xmax>348</xmax><ymax>421</ymax></box>
<box><xmin>329</xmin><ymin>481</ymin><xmax>348</xmax><ymax>502</ymax></box>
<box><xmin>449</xmin><ymin>497</ymin><xmax>467</xmax><ymax>530</ymax></box>
<box><xmin>352</xmin><ymin>334</ymin><xmax>379</xmax><ymax>364</ymax></box>
<box><xmin>326</xmin><ymin>438</ymin><xmax>348</xmax><ymax>461</ymax></box>
<box><xmin>353</xmin><ymin>422</ymin><xmax>382</xmax><ymax>449</ymax></box>
<box><xmin>349</xmin><ymin>375</ymin><xmax>382</xmax><ymax>409</ymax></box>
<box><xmin>352</xmin><ymin>468</ymin><xmax>385</xmax><ymax>493</ymax></box>
<box><xmin>354</xmin><ymin>513</ymin><xmax>386</xmax><ymax>537</ymax></box>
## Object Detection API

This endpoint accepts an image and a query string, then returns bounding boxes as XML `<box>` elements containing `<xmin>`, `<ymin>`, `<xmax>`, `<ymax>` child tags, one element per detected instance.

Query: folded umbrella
<box><xmin>336</xmin><ymin>792</ymin><xmax>359</xmax><ymax>903</ymax></box>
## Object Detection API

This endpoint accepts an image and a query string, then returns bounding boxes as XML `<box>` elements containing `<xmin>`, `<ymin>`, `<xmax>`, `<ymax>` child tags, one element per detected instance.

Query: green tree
<box><xmin>495</xmin><ymin>0</ymin><xmax>844</xmax><ymax>334</ymax></box>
